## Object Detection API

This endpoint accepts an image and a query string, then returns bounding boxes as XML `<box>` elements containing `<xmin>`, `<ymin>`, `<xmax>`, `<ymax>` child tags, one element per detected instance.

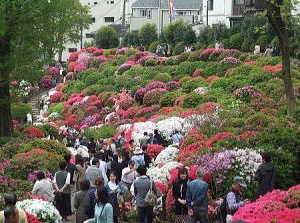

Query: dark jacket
<box><xmin>254</xmin><ymin>162</ymin><xmax>276</xmax><ymax>199</ymax></box>
<box><xmin>172</xmin><ymin>178</ymin><xmax>188</xmax><ymax>215</ymax></box>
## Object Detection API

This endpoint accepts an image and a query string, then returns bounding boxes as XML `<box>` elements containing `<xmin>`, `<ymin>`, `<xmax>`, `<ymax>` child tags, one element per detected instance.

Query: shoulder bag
<box><xmin>144</xmin><ymin>180</ymin><xmax>157</xmax><ymax>206</ymax></box>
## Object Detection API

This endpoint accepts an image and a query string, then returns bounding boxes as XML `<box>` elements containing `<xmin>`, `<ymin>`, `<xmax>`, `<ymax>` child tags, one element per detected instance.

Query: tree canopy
<box><xmin>95</xmin><ymin>26</ymin><xmax>119</xmax><ymax>49</ymax></box>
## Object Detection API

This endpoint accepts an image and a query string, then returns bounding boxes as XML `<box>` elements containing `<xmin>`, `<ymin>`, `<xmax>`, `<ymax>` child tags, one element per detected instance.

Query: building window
<box><xmin>94</xmin><ymin>2</ymin><xmax>97</xmax><ymax>5</ymax></box>
<box><xmin>177</xmin><ymin>11</ymin><xmax>191</xmax><ymax>15</ymax></box>
<box><xmin>91</xmin><ymin>17</ymin><xmax>95</xmax><ymax>23</ymax></box>
<box><xmin>234</xmin><ymin>0</ymin><xmax>245</xmax><ymax>5</ymax></box>
<box><xmin>147</xmin><ymin>9</ymin><xmax>152</xmax><ymax>19</ymax></box>
<box><xmin>68</xmin><ymin>48</ymin><xmax>77</xmax><ymax>53</ymax></box>
<box><xmin>110</xmin><ymin>1</ymin><xmax>114</xmax><ymax>3</ymax></box>
<box><xmin>140</xmin><ymin>9</ymin><xmax>147</xmax><ymax>17</ymax></box>
<box><xmin>208</xmin><ymin>0</ymin><xmax>214</xmax><ymax>10</ymax></box>
<box><xmin>104</xmin><ymin>17</ymin><xmax>114</xmax><ymax>23</ymax></box>
<box><xmin>86</xmin><ymin>33</ymin><xmax>95</xmax><ymax>38</ymax></box>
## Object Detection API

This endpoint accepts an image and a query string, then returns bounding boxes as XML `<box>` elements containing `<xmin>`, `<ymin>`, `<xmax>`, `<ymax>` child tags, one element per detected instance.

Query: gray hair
<box><xmin>196</xmin><ymin>168</ymin><xmax>205</xmax><ymax>178</ymax></box>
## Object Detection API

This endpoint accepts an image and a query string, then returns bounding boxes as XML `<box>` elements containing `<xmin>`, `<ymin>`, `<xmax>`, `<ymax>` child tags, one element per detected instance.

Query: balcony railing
<box><xmin>232</xmin><ymin>4</ymin><xmax>245</xmax><ymax>16</ymax></box>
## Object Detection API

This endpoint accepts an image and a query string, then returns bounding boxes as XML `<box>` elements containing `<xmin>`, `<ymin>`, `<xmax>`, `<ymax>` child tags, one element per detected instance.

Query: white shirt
<box><xmin>99</xmin><ymin>161</ymin><xmax>108</xmax><ymax>183</ymax></box>
<box><xmin>77</xmin><ymin>145</ymin><xmax>89</xmax><ymax>158</ymax></box>
<box><xmin>32</xmin><ymin>178</ymin><xmax>54</xmax><ymax>202</ymax></box>
<box><xmin>121</xmin><ymin>167</ymin><xmax>136</xmax><ymax>184</ymax></box>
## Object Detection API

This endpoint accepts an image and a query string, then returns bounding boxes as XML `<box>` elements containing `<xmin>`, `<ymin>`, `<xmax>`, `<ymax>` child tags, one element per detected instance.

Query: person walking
<box><xmin>74</xmin><ymin>154</ymin><xmax>87</xmax><ymax>191</ymax></box>
<box><xmin>74</xmin><ymin>180</ymin><xmax>90</xmax><ymax>223</ymax></box>
<box><xmin>172</xmin><ymin>167</ymin><xmax>189</xmax><ymax>223</ymax></box>
<box><xmin>31</xmin><ymin>171</ymin><xmax>54</xmax><ymax>202</ymax></box>
<box><xmin>53</xmin><ymin>161</ymin><xmax>72</xmax><ymax>221</ymax></box>
<box><xmin>186</xmin><ymin>168</ymin><xmax>209</xmax><ymax>223</ymax></box>
<box><xmin>225</xmin><ymin>176</ymin><xmax>249</xmax><ymax>223</ymax></box>
<box><xmin>83</xmin><ymin>187</ymin><xmax>113</xmax><ymax>223</ymax></box>
<box><xmin>85</xmin><ymin>158</ymin><xmax>103</xmax><ymax>188</ymax></box>
<box><xmin>133</xmin><ymin>165</ymin><xmax>157</xmax><ymax>223</ymax></box>
<box><xmin>171</xmin><ymin>130</ymin><xmax>184</xmax><ymax>146</ymax></box>
<box><xmin>0</xmin><ymin>192</ymin><xmax>28</xmax><ymax>223</ymax></box>
<box><xmin>254</xmin><ymin>152</ymin><xmax>276</xmax><ymax>199</ymax></box>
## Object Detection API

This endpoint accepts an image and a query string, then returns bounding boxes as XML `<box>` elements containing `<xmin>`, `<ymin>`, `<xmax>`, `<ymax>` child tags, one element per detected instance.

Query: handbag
<box><xmin>73</xmin><ymin>170</ymin><xmax>79</xmax><ymax>182</ymax></box>
<box><xmin>144</xmin><ymin>180</ymin><xmax>157</xmax><ymax>206</ymax></box>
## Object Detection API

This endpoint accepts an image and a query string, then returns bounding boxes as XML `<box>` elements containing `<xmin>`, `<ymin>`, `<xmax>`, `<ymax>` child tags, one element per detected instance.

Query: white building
<box><xmin>130</xmin><ymin>0</ymin><xmax>203</xmax><ymax>35</ymax></box>
<box><xmin>203</xmin><ymin>0</ymin><xmax>232</xmax><ymax>27</ymax></box>
<box><xmin>60</xmin><ymin>0</ymin><xmax>137</xmax><ymax>61</ymax></box>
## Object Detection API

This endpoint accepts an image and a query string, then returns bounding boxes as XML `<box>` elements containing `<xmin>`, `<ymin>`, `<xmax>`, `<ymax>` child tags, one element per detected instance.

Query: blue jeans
<box><xmin>190</xmin><ymin>206</ymin><xmax>208</xmax><ymax>223</ymax></box>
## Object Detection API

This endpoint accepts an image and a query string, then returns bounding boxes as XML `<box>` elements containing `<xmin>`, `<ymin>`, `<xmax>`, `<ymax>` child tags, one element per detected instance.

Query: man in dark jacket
<box><xmin>254</xmin><ymin>152</ymin><xmax>276</xmax><ymax>199</ymax></box>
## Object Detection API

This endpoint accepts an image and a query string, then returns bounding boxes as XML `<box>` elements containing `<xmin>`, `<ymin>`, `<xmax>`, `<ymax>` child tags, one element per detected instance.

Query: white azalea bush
<box><xmin>154</xmin><ymin>146</ymin><xmax>179</xmax><ymax>165</ymax></box>
<box><xmin>155</xmin><ymin>116</ymin><xmax>184</xmax><ymax>140</ymax></box>
<box><xmin>17</xmin><ymin>199</ymin><xmax>62</xmax><ymax>223</ymax></box>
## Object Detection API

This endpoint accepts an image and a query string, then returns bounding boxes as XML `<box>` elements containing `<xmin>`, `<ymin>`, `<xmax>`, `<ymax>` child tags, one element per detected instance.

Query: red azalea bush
<box><xmin>178</xmin><ymin>142</ymin><xmax>203</xmax><ymax>163</ymax></box>
<box><xmin>26</xmin><ymin>212</ymin><xmax>43</xmax><ymax>223</ymax></box>
<box><xmin>22</xmin><ymin>127</ymin><xmax>45</xmax><ymax>139</ymax></box>
<box><xmin>206</xmin><ymin>75</ymin><xmax>219</xmax><ymax>83</ymax></box>
<box><xmin>134</xmin><ymin>106</ymin><xmax>160</xmax><ymax>118</ymax></box>
<box><xmin>147</xmin><ymin>144</ymin><xmax>164</xmax><ymax>159</ymax></box>
<box><xmin>166</xmin><ymin>81</ymin><xmax>180</xmax><ymax>91</ymax></box>
<box><xmin>205</xmin><ymin>132</ymin><xmax>235</xmax><ymax>148</ymax></box>
<box><xmin>49</xmin><ymin>91</ymin><xmax>64</xmax><ymax>103</ymax></box>
<box><xmin>69</xmin><ymin>52</ymin><xmax>79</xmax><ymax>62</ymax></box>
<box><xmin>198</xmin><ymin>102</ymin><xmax>219</xmax><ymax>114</ymax></box>
<box><xmin>165</xmin><ymin>188</ymin><xmax>175</xmax><ymax>211</ymax></box>
<box><xmin>68</xmin><ymin>62</ymin><xmax>76</xmax><ymax>72</ymax></box>
<box><xmin>233</xmin><ymin>185</ymin><xmax>300</xmax><ymax>223</ymax></box>
<box><xmin>193</xmin><ymin>69</ymin><xmax>204</xmax><ymax>77</ymax></box>
<box><xmin>159</xmin><ymin>106</ymin><xmax>182</xmax><ymax>116</ymax></box>
<box><xmin>154</xmin><ymin>181</ymin><xmax>168</xmax><ymax>195</ymax></box>
<box><xmin>122</xmin><ymin>106</ymin><xmax>141</xmax><ymax>119</ymax></box>
<box><xmin>39</xmin><ymin>76</ymin><xmax>52</xmax><ymax>89</ymax></box>
<box><xmin>180</xmin><ymin>109</ymin><xmax>198</xmax><ymax>117</ymax></box>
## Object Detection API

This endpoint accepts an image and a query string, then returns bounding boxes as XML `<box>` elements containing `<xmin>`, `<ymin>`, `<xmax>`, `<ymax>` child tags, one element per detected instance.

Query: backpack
<box><xmin>217</xmin><ymin>195</ymin><xmax>228</xmax><ymax>223</ymax></box>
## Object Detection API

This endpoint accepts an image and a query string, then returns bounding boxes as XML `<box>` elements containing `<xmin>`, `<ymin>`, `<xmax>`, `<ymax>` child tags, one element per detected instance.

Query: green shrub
<box><xmin>256</xmin><ymin>35</ymin><xmax>269</xmax><ymax>51</ymax></box>
<box><xmin>103</xmin><ymin>48</ymin><xmax>118</xmax><ymax>57</ymax></box>
<box><xmin>64</xmin><ymin>80</ymin><xmax>86</xmax><ymax>97</ymax></box>
<box><xmin>256</xmin><ymin>56</ymin><xmax>281</xmax><ymax>67</ymax></box>
<box><xmin>176</xmin><ymin>61</ymin><xmax>196</xmax><ymax>77</ymax></box>
<box><xmin>202</xmin><ymin>62</ymin><xmax>222</xmax><ymax>78</ymax></box>
<box><xmin>172</xmin><ymin>42</ymin><xmax>185</xmax><ymax>56</ymax></box>
<box><xmin>48</xmin><ymin>102</ymin><xmax>64</xmax><ymax>115</ymax></box>
<box><xmin>187</xmin><ymin>51</ymin><xmax>201</xmax><ymax>62</ymax></box>
<box><xmin>0</xmin><ymin>142</ymin><xmax>23</xmax><ymax>162</ymax></box>
<box><xmin>124</xmin><ymin>48</ymin><xmax>139</xmax><ymax>57</ymax></box>
<box><xmin>153</xmin><ymin>72</ymin><xmax>172</xmax><ymax>83</ymax></box>
<box><xmin>210</xmin><ymin>77</ymin><xmax>230</xmax><ymax>91</ymax></box>
<box><xmin>174</xmin><ymin>52</ymin><xmax>190</xmax><ymax>65</ymax></box>
<box><xmin>21</xmin><ymin>139</ymin><xmax>68</xmax><ymax>156</ymax></box>
<box><xmin>205</xmin><ymin>88</ymin><xmax>229</xmax><ymax>102</ymax></box>
<box><xmin>97</xmin><ymin>77</ymin><xmax>115</xmax><ymax>87</ymax></box>
<box><xmin>145</xmin><ymin>58</ymin><xmax>157</xmax><ymax>66</ymax></box>
<box><xmin>101</xmin><ymin>65</ymin><xmax>118</xmax><ymax>78</ymax></box>
<box><xmin>229</xmin><ymin>33</ymin><xmax>244</xmax><ymax>50</ymax></box>
<box><xmin>159</xmin><ymin>90</ymin><xmax>182</xmax><ymax>107</ymax></box>
<box><xmin>114</xmin><ymin>74</ymin><xmax>143</xmax><ymax>91</ymax></box>
<box><xmin>182</xmin><ymin>78</ymin><xmax>208</xmax><ymax>93</ymax></box>
<box><xmin>86</xmin><ymin>84</ymin><xmax>104</xmax><ymax>95</ymax></box>
<box><xmin>239</xmin><ymin>53</ymin><xmax>248</xmax><ymax>62</ymax></box>
<box><xmin>245</xmin><ymin>112</ymin><xmax>274</xmax><ymax>130</ymax></box>
<box><xmin>226</xmin><ymin>75</ymin><xmax>250</xmax><ymax>92</ymax></box>
<box><xmin>11</xmin><ymin>103</ymin><xmax>32</xmax><ymax>122</ymax></box>
<box><xmin>241</xmin><ymin>38</ymin><xmax>252</xmax><ymax>52</ymax></box>
<box><xmin>165</xmin><ymin>57</ymin><xmax>176</xmax><ymax>66</ymax></box>
<box><xmin>182</xmin><ymin>92</ymin><xmax>205</xmax><ymax>108</ymax></box>
<box><xmin>83</xmin><ymin>125</ymin><xmax>117</xmax><ymax>139</ymax></box>
<box><xmin>229</xmin><ymin>64</ymin><xmax>256</xmax><ymax>77</ymax></box>
<box><xmin>148</xmin><ymin>41</ymin><xmax>160</xmax><ymax>53</ymax></box>
<box><xmin>244</xmin><ymin>54</ymin><xmax>262</xmax><ymax>62</ymax></box>
<box><xmin>248</xmin><ymin>67</ymin><xmax>272</xmax><ymax>84</ymax></box>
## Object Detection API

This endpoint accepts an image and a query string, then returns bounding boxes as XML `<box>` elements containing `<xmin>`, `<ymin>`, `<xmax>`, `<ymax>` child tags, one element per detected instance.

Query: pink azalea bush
<box><xmin>143</xmin><ymin>88</ymin><xmax>166</xmax><ymax>106</ymax></box>
<box><xmin>233</xmin><ymin>185</ymin><xmax>300</xmax><ymax>223</ymax></box>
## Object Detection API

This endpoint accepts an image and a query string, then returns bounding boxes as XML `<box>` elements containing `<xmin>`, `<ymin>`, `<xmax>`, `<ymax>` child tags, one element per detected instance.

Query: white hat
<box><xmin>133</xmin><ymin>146</ymin><xmax>143</xmax><ymax>154</ymax></box>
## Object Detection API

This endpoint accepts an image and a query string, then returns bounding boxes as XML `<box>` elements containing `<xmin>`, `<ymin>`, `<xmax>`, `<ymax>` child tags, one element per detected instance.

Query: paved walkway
<box><xmin>27</xmin><ymin>89</ymin><xmax>49</xmax><ymax>122</ymax></box>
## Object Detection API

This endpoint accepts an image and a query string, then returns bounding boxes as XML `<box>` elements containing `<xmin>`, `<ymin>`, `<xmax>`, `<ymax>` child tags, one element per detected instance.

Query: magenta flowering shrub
<box><xmin>134</xmin><ymin>105</ymin><xmax>160</xmax><ymax>118</ymax></box>
<box><xmin>137</xmin><ymin>53</ymin><xmax>158</xmax><ymax>65</ymax></box>
<box><xmin>112</xmin><ymin>89</ymin><xmax>134</xmax><ymax>110</ymax></box>
<box><xmin>118</xmin><ymin>63</ymin><xmax>132</xmax><ymax>75</ymax></box>
<box><xmin>77</xmin><ymin>51</ymin><xmax>89</xmax><ymax>67</ymax></box>
<box><xmin>143</xmin><ymin>88</ymin><xmax>166</xmax><ymax>106</ymax></box>
<box><xmin>134</xmin><ymin>88</ymin><xmax>147</xmax><ymax>104</ymax></box>
<box><xmin>80</xmin><ymin>115</ymin><xmax>97</xmax><ymax>129</ymax></box>
<box><xmin>74</xmin><ymin>63</ymin><xmax>86</xmax><ymax>73</ymax></box>
<box><xmin>220</xmin><ymin>56</ymin><xmax>241</xmax><ymax>68</ymax></box>
<box><xmin>84</xmin><ymin>46</ymin><xmax>104</xmax><ymax>55</ymax></box>
<box><xmin>166</xmin><ymin>81</ymin><xmax>180</xmax><ymax>91</ymax></box>
<box><xmin>48</xmin><ymin>67</ymin><xmax>60</xmax><ymax>77</ymax></box>
<box><xmin>126</xmin><ymin>51</ymin><xmax>147</xmax><ymax>62</ymax></box>
<box><xmin>234</xmin><ymin>86</ymin><xmax>261</xmax><ymax>103</ymax></box>
<box><xmin>116</xmin><ymin>47</ymin><xmax>129</xmax><ymax>55</ymax></box>
<box><xmin>39</xmin><ymin>76</ymin><xmax>52</xmax><ymax>89</ymax></box>
<box><xmin>69</xmin><ymin>52</ymin><xmax>79</xmax><ymax>62</ymax></box>
<box><xmin>49</xmin><ymin>91</ymin><xmax>64</xmax><ymax>103</ymax></box>
<box><xmin>146</xmin><ymin>81</ymin><xmax>166</xmax><ymax>91</ymax></box>
<box><xmin>233</xmin><ymin>185</ymin><xmax>300</xmax><ymax>223</ymax></box>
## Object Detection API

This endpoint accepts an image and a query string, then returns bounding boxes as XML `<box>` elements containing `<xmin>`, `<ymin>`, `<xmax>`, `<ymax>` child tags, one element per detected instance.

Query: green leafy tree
<box><xmin>266</xmin><ymin>0</ymin><xmax>297</xmax><ymax>115</ymax></box>
<box><xmin>163</xmin><ymin>20</ymin><xmax>196</xmax><ymax>46</ymax></box>
<box><xmin>0</xmin><ymin>0</ymin><xmax>91</xmax><ymax>137</ymax></box>
<box><xmin>197</xmin><ymin>22</ymin><xmax>231</xmax><ymax>46</ymax></box>
<box><xmin>138</xmin><ymin>23</ymin><xmax>158</xmax><ymax>49</ymax></box>
<box><xmin>95</xmin><ymin>26</ymin><xmax>119</xmax><ymax>49</ymax></box>
<box><xmin>124</xmin><ymin>30</ymin><xmax>140</xmax><ymax>47</ymax></box>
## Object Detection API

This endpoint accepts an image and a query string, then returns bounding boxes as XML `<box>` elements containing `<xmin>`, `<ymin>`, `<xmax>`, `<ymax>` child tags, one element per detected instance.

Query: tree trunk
<box><xmin>0</xmin><ymin>34</ymin><xmax>13</xmax><ymax>137</ymax></box>
<box><xmin>266</xmin><ymin>0</ymin><xmax>296</xmax><ymax>116</ymax></box>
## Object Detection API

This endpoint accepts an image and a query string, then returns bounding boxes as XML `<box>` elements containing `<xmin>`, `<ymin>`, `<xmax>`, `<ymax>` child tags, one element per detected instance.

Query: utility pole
<box><xmin>206</xmin><ymin>0</ymin><xmax>209</xmax><ymax>26</ymax></box>
<box><xmin>121</xmin><ymin>0</ymin><xmax>126</xmax><ymax>45</ymax></box>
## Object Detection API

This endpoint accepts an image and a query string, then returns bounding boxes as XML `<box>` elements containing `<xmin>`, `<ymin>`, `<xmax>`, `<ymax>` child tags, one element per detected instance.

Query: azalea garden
<box><xmin>0</xmin><ymin>45</ymin><xmax>300</xmax><ymax>223</ymax></box>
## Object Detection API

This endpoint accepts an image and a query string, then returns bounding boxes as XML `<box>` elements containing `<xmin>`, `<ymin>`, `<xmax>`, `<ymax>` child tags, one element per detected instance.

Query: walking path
<box><xmin>27</xmin><ymin>89</ymin><xmax>48</xmax><ymax>122</ymax></box>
